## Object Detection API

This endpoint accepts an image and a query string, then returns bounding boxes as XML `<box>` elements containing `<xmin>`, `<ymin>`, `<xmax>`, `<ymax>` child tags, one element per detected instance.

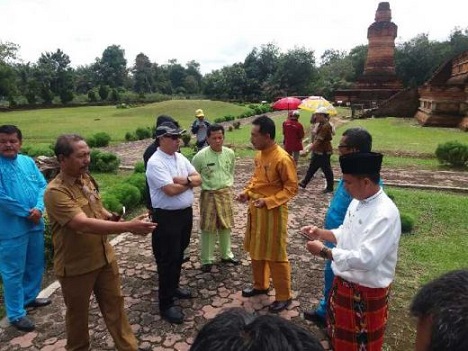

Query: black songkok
<box><xmin>339</xmin><ymin>152</ymin><xmax>383</xmax><ymax>175</ymax></box>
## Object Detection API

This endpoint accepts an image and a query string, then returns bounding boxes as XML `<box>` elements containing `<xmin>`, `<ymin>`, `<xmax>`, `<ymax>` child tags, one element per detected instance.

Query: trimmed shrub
<box><xmin>435</xmin><ymin>141</ymin><xmax>468</xmax><ymax>167</ymax></box>
<box><xmin>134</xmin><ymin>161</ymin><xmax>145</xmax><ymax>174</ymax></box>
<box><xmin>400</xmin><ymin>213</ymin><xmax>415</xmax><ymax>234</ymax></box>
<box><xmin>135</xmin><ymin>127</ymin><xmax>152</xmax><ymax>140</ymax></box>
<box><xmin>125</xmin><ymin>132</ymin><xmax>138</xmax><ymax>141</ymax></box>
<box><xmin>108</xmin><ymin>183</ymin><xmax>141</xmax><ymax>209</ymax></box>
<box><xmin>101</xmin><ymin>193</ymin><xmax>123</xmax><ymax>213</ymax></box>
<box><xmin>181</xmin><ymin>133</ymin><xmax>191</xmax><ymax>147</ymax></box>
<box><xmin>233</xmin><ymin>121</ymin><xmax>241</xmax><ymax>129</ymax></box>
<box><xmin>87</xmin><ymin>132</ymin><xmax>111</xmax><ymax>148</ymax></box>
<box><xmin>110</xmin><ymin>88</ymin><xmax>120</xmax><ymax>102</ymax></box>
<box><xmin>214</xmin><ymin>117</ymin><xmax>224</xmax><ymax>123</ymax></box>
<box><xmin>126</xmin><ymin>173</ymin><xmax>146</xmax><ymax>198</ymax></box>
<box><xmin>228</xmin><ymin>125</ymin><xmax>234</xmax><ymax>132</ymax></box>
<box><xmin>21</xmin><ymin>145</ymin><xmax>54</xmax><ymax>157</ymax></box>
<box><xmin>89</xmin><ymin>150</ymin><xmax>120</xmax><ymax>173</ymax></box>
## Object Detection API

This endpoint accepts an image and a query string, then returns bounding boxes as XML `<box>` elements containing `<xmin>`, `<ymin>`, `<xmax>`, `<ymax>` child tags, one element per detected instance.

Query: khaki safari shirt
<box><xmin>44</xmin><ymin>172</ymin><xmax>115</xmax><ymax>277</ymax></box>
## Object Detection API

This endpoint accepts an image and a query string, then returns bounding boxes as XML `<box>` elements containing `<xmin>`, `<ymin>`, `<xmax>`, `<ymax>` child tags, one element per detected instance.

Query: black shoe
<box><xmin>175</xmin><ymin>287</ymin><xmax>192</xmax><ymax>299</ymax></box>
<box><xmin>299</xmin><ymin>181</ymin><xmax>306</xmax><ymax>189</ymax></box>
<box><xmin>160</xmin><ymin>306</ymin><xmax>184</xmax><ymax>324</ymax></box>
<box><xmin>303</xmin><ymin>310</ymin><xmax>327</xmax><ymax>328</ymax></box>
<box><xmin>269</xmin><ymin>299</ymin><xmax>292</xmax><ymax>313</ymax></box>
<box><xmin>221</xmin><ymin>257</ymin><xmax>240</xmax><ymax>265</ymax></box>
<box><xmin>322</xmin><ymin>188</ymin><xmax>333</xmax><ymax>194</ymax></box>
<box><xmin>242</xmin><ymin>287</ymin><xmax>269</xmax><ymax>297</ymax></box>
<box><xmin>201</xmin><ymin>264</ymin><xmax>213</xmax><ymax>273</ymax></box>
<box><xmin>11</xmin><ymin>316</ymin><xmax>35</xmax><ymax>332</ymax></box>
<box><xmin>25</xmin><ymin>298</ymin><xmax>51</xmax><ymax>308</ymax></box>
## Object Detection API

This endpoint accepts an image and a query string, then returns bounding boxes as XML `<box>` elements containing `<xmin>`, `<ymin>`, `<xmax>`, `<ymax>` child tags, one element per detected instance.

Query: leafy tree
<box><xmin>36</xmin><ymin>49</ymin><xmax>74</xmax><ymax>103</ymax></box>
<box><xmin>75</xmin><ymin>64</ymin><xmax>96</xmax><ymax>95</ymax></box>
<box><xmin>0</xmin><ymin>41</ymin><xmax>19</xmax><ymax>101</ymax></box>
<box><xmin>132</xmin><ymin>53</ymin><xmax>153</xmax><ymax>94</ymax></box>
<box><xmin>95</xmin><ymin>45</ymin><xmax>127</xmax><ymax>88</ymax></box>
<box><xmin>98</xmin><ymin>85</ymin><xmax>110</xmax><ymax>100</ymax></box>
<box><xmin>185</xmin><ymin>60</ymin><xmax>202</xmax><ymax>91</ymax></box>
<box><xmin>15</xmin><ymin>63</ymin><xmax>39</xmax><ymax>104</ymax></box>
<box><xmin>183</xmin><ymin>75</ymin><xmax>199</xmax><ymax>94</ymax></box>
<box><xmin>167</xmin><ymin>59</ymin><xmax>186</xmax><ymax>91</ymax></box>
<box><xmin>274</xmin><ymin>47</ymin><xmax>316</xmax><ymax>97</ymax></box>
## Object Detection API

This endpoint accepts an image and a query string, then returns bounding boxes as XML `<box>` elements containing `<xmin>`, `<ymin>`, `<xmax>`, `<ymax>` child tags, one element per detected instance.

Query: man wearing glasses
<box><xmin>302</xmin><ymin>127</ymin><xmax>373</xmax><ymax>328</ymax></box>
<box><xmin>146</xmin><ymin>122</ymin><xmax>201</xmax><ymax>324</ymax></box>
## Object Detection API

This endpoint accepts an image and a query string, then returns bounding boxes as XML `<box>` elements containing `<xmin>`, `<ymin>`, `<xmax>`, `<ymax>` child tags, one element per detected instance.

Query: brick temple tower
<box><xmin>357</xmin><ymin>2</ymin><xmax>403</xmax><ymax>90</ymax></box>
<box><xmin>334</xmin><ymin>2</ymin><xmax>404</xmax><ymax>109</ymax></box>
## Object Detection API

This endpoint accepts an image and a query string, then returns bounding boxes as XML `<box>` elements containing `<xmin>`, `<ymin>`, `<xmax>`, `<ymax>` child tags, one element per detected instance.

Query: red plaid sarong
<box><xmin>327</xmin><ymin>276</ymin><xmax>390</xmax><ymax>351</ymax></box>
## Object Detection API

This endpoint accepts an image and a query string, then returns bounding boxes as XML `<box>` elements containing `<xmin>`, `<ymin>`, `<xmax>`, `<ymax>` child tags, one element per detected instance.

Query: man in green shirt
<box><xmin>192</xmin><ymin>124</ymin><xmax>239</xmax><ymax>272</ymax></box>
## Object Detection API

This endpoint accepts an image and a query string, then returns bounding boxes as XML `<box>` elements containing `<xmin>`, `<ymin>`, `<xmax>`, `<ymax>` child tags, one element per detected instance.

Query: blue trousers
<box><xmin>0</xmin><ymin>231</ymin><xmax>44</xmax><ymax>322</ymax></box>
<box><xmin>315</xmin><ymin>241</ymin><xmax>335</xmax><ymax>318</ymax></box>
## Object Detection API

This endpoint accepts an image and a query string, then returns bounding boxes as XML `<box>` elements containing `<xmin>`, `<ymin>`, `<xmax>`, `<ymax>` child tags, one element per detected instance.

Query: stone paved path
<box><xmin>0</xmin><ymin>160</ymin><xmax>335</xmax><ymax>351</ymax></box>
<box><xmin>1</xmin><ymin>141</ymin><xmax>467</xmax><ymax>350</ymax></box>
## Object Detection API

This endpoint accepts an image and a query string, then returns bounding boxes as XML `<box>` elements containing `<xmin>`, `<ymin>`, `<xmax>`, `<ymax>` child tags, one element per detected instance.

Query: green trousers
<box><xmin>200</xmin><ymin>228</ymin><xmax>234</xmax><ymax>265</ymax></box>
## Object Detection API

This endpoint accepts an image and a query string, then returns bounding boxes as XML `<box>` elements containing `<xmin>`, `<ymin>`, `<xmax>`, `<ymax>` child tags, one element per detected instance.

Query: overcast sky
<box><xmin>1</xmin><ymin>0</ymin><xmax>467</xmax><ymax>74</ymax></box>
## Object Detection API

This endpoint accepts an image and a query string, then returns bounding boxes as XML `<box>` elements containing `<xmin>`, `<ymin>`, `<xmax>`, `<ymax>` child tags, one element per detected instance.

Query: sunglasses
<box><xmin>164</xmin><ymin>134</ymin><xmax>180</xmax><ymax>140</ymax></box>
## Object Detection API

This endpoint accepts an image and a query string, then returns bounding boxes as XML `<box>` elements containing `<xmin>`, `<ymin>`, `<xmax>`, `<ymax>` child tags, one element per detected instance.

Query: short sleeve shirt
<box><xmin>44</xmin><ymin>172</ymin><xmax>115</xmax><ymax>277</ymax></box>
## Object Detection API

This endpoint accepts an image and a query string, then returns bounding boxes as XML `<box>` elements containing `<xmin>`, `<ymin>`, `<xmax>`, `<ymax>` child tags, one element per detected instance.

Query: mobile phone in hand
<box><xmin>298</xmin><ymin>231</ymin><xmax>312</xmax><ymax>241</ymax></box>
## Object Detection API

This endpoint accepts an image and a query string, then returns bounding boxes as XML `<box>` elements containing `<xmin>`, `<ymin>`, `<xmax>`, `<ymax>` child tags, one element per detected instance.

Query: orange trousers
<box><xmin>251</xmin><ymin>259</ymin><xmax>291</xmax><ymax>301</ymax></box>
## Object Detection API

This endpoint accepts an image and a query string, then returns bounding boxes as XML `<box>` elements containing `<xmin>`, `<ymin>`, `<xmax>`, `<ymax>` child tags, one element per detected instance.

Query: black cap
<box><xmin>339</xmin><ymin>152</ymin><xmax>383</xmax><ymax>175</ymax></box>
<box><xmin>154</xmin><ymin>121</ymin><xmax>185</xmax><ymax>138</ymax></box>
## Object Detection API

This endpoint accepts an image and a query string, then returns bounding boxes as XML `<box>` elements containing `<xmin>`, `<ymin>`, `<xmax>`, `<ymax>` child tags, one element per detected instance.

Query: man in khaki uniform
<box><xmin>45</xmin><ymin>134</ymin><xmax>156</xmax><ymax>351</ymax></box>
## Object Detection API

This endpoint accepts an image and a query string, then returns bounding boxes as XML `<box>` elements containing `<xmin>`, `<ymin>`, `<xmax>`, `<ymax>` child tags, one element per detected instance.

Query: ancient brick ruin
<box><xmin>415</xmin><ymin>51</ymin><xmax>468</xmax><ymax>131</ymax></box>
<box><xmin>334</xmin><ymin>2</ymin><xmax>403</xmax><ymax>108</ymax></box>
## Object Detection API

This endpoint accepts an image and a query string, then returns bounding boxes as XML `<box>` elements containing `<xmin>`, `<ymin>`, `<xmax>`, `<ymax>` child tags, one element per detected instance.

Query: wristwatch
<box><xmin>186</xmin><ymin>176</ymin><xmax>192</xmax><ymax>185</ymax></box>
<box><xmin>320</xmin><ymin>246</ymin><xmax>332</xmax><ymax>260</ymax></box>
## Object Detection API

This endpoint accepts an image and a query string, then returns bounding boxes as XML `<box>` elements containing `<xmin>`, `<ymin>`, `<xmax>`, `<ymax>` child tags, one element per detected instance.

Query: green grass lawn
<box><xmin>384</xmin><ymin>188</ymin><xmax>468</xmax><ymax>350</ymax></box>
<box><xmin>0</xmin><ymin>100</ymin><xmax>250</xmax><ymax>146</ymax></box>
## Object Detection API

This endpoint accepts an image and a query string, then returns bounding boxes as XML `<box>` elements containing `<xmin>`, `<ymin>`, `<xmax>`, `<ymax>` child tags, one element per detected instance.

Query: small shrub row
<box><xmin>125</xmin><ymin>127</ymin><xmax>153</xmax><ymax>141</ymax></box>
<box><xmin>89</xmin><ymin>149</ymin><xmax>120</xmax><ymax>173</ymax></box>
<box><xmin>21</xmin><ymin>144</ymin><xmax>54</xmax><ymax>157</ymax></box>
<box><xmin>435</xmin><ymin>141</ymin><xmax>468</xmax><ymax>167</ymax></box>
<box><xmin>87</xmin><ymin>132</ymin><xmax>111</xmax><ymax>148</ymax></box>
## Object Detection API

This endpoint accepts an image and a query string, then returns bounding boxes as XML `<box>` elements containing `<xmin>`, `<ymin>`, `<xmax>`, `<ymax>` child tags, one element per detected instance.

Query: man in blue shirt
<box><xmin>303</xmin><ymin>127</ymin><xmax>373</xmax><ymax>328</ymax></box>
<box><xmin>0</xmin><ymin>125</ymin><xmax>50</xmax><ymax>332</ymax></box>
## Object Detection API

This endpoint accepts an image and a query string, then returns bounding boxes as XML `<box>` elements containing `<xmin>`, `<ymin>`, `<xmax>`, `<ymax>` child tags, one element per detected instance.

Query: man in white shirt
<box><xmin>146</xmin><ymin>122</ymin><xmax>201</xmax><ymax>324</ymax></box>
<box><xmin>301</xmin><ymin>152</ymin><xmax>401</xmax><ymax>351</ymax></box>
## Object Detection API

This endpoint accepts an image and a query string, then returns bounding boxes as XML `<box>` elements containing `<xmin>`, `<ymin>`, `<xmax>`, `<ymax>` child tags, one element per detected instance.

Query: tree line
<box><xmin>1</xmin><ymin>27</ymin><xmax>467</xmax><ymax>107</ymax></box>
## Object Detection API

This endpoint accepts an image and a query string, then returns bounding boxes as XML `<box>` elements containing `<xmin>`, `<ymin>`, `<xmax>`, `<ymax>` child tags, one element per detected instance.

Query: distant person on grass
<box><xmin>45</xmin><ymin>134</ymin><xmax>155</xmax><ymax>350</ymax></box>
<box><xmin>410</xmin><ymin>269</ymin><xmax>468</xmax><ymax>351</ymax></box>
<box><xmin>191</xmin><ymin>124</ymin><xmax>239</xmax><ymax>273</ymax></box>
<box><xmin>236</xmin><ymin>115</ymin><xmax>298</xmax><ymax>313</ymax></box>
<box><xmin>0</xmin><ymin>124</ymin><xmax>50</xmax><ymax>332</ymax></box>
<box><xmin>301</xmin><ymin>151</ymin><xmax>401</xmax><ymax>351</ymax></box>
<box><xmin>282</xmin><ymin>110</ymin><xmax>305</xmax><ymax>164</ymax></box>
<box><xmin>299</xmin><ymin>107</ymin><xmax>334</xmax><ymax>193</ymax></box>
<box><xmin>191</xmin><ymin>109</ymin><xmax>211</xmax><ymax>150</ymax></box>
<box><xmin>302</xmin><ymin>127</ymin><xmax>374</xmax><ymax>329</ymax></box>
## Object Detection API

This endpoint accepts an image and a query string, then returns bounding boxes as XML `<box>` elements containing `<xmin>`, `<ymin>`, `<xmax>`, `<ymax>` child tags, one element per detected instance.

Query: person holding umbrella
<box><xmin>299</xmin><ymin>107</ymin><xmax>334</xmax><ymax>193</ymax></box>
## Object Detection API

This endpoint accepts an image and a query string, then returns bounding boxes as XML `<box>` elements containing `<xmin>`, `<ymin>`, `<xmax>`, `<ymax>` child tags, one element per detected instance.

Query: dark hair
<box><xmin>342</xmin><ymin>127</ymin><xmax>372</xmax><ymax>152</ymax></box>
<box><xmin>207</xmin><ymin>123</ymin><xmax>225</xmax><ymax>137</ymax></box>
<box><xmin>0</xmin><ymin>124</ymin><xmax>22</xmax><ymax>141</ymax></box>
<box><xmin>190</xmin><ymin>308</ymin><xmax>324</xmax><ymax>351</ymax></box>
<box><xmin>54</xmin><ymin>134</ymin><xmax>85</xmax><ymax>158</ymax></box>
<box><xmin>252</xmin><ymin>115</ymin><xmax>275</xmax><ymax>140</ymax></box>
<box><xmin>410</xmin><ymin>269</ymin><xmax>468</xmax><ymax>351</ymax></box>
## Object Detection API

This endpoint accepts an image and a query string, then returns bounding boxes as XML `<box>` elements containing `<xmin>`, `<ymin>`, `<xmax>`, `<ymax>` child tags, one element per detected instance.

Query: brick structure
<box><xmin>414</xmin><ymin>51</ymin><xmax>468</xmax><ymax>131</ymax></box>
<box><xmin>334</xmin><ymin>2</ymin><xmax>403</xmax><ymax>108</ymax></box>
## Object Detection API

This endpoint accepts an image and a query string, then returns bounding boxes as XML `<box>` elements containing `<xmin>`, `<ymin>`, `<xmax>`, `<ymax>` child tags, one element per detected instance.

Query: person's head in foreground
<box><xmin>190</xmin><ymin>308</ymin><xmax>324</xmax><ymax>351</ymax></box>
<box><xmin>410</xmin><ymin>269</ymin><xmax>468</xmax><ymax>351</ymax></box>
<box><xmin>0</xmin><ymin>124</ymin><xmax>22</xmax><ymax>159</ymax></box>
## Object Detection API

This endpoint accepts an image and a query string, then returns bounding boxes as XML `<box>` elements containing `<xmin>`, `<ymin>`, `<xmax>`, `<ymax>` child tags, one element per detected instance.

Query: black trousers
<box><xmin>303</xmin><ymin>153</ymin><xmax>334</xmax><ymax>190</ymax></box>
<box><xmin>151</xmin><ymin>207</ymin><xmax>192</xmax><ymax>311</ymax></box>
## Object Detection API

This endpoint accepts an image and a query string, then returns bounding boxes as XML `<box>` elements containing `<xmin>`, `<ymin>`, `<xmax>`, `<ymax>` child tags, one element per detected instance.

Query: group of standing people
<box><xmin>2</xmin><ymin>108</ymin><xmax>462</xmax><ymax>351</ymax></box>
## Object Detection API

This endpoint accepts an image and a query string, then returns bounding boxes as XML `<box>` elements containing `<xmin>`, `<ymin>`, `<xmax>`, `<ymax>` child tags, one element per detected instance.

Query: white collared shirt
<box><xmin>331</xmin><ymin>188</ymin><xmax>401</xmax><ymax>288</ymax></box>
<box><xmin>146</xmin><ymin>148</ymin><xmax>196</xmax><ymax>210</ymax></box>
